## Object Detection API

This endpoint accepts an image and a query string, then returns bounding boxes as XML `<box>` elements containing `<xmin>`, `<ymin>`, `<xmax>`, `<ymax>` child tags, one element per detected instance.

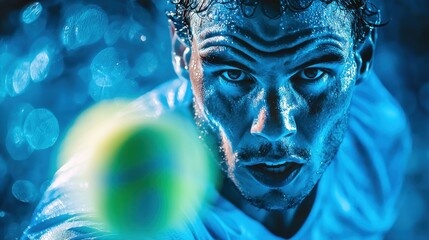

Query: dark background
<box><xmin>0</xmin><ymin>0</ymin><xmax>428</xmax><ymax>239</ymax></box>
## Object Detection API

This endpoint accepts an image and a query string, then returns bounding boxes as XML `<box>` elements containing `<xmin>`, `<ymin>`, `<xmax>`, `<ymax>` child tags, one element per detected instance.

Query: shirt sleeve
<box><xmin>22</xmin><ymin>78</ymin><xmax>195</xmax><ymax>240</ymax></box>
<box><xmin>21</xmin><ymin>152</ymin><xmax>117</xmax><ymax>239</ymax></box>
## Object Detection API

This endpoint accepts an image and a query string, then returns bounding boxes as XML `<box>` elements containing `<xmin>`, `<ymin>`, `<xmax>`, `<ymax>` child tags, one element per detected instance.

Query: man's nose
<box><xmin>250</xmin><ymin>91</ymin><xmax>297</xmax><ymax>142</ymax></box>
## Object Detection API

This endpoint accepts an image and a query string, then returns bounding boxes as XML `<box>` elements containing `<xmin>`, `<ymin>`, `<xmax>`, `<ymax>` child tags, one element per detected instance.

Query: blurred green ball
<box><xmin>66</xmin><ymin>102</ymin><xmax>217</xmax><ymax>237</ymax></box>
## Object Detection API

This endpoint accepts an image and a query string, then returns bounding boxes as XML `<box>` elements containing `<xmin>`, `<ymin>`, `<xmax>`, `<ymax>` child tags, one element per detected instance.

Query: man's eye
<box><xmin>220</xmin><ymin>70</ymin><xmax>248</xmax><ymax>82</ymax></box>
<box><xmin>298</xmin><ymin>68</ymin><xmax>326</xmax><ymax>81</ymax></box>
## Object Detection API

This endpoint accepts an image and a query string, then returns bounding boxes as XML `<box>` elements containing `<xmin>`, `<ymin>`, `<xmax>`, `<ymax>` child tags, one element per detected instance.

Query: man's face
<box><xmin>186</xmin><ymin>1</ymin><xmax>359</xmax><ymax>210</ymax></box>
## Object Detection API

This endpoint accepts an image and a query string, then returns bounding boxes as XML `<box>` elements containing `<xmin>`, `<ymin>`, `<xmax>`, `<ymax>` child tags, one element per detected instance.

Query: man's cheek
<box><xmin>190</xmin><ymin>76</ymin><xmax>204</xmax><ymax>107</ymax></box>
<box><xmin>204</xmin><ymin>91</ymin><xmax>233</xmax><ymax>124</ymax></box>
<box><xmin>299</xmin><ymin>88</ymin><xmax>347</xmax><ymax>141</ymax></box>
<box><xmin>310</xmin><ymin>77</ymin><xmax>353</xmax><ymax>117</ymax></box>
<box><xmin>203</xmin><ymin>91</ymin><xmax>251</xmax><ymax>147</ymax></box>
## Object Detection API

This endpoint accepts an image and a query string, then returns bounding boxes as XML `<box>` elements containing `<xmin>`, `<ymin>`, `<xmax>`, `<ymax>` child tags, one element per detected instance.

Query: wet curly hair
<box><xmin>167</xmin><ymin>0</ymin><xmax>383</xmax><ymax>45</ymax></box>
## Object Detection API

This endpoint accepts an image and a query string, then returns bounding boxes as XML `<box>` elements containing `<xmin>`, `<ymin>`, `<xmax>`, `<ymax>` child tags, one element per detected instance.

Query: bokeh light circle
<box><xmin>11</xmin><ymin>180</ymin><xmax>38</xmax><ymax>203</ymax></box>
<box><xmin>5</xmin><ymin>126</ymin><xmax>34</xmax><ymax>161</ymax></box>
<box><xmin>23</xmin><ymin>108</ymin><xmax>60</xmax><ymax>150</ymax></box>
<box><xmin>21</xmin><ymin>2</ymin><xmax>43</xmax><ymax>24</ymax></box>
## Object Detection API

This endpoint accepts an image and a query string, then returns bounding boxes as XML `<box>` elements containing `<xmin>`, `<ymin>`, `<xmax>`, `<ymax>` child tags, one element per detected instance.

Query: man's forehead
<box><xmin>189</xmin><ymin>1</ymin><xmax>353</xmax><ymax>43</ymax></box>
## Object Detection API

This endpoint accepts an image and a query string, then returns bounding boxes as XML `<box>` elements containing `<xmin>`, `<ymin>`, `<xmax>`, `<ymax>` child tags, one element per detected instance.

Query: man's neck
<box><xmin>219</xmin><ymin>178</ymin><xmax>317</xmax><ymax>239</ymax></box>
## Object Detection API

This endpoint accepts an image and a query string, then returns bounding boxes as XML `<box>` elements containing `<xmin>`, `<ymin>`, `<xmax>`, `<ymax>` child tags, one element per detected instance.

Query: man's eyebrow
<box><xmin>290</xmin><ymin>52</ymin><xmax>346</xmax><ymax>72</ymax></box>
<box><xmin>200</xmin><ymin>54</ymin><xmax>254</xmax><ymax>73</ymax></box>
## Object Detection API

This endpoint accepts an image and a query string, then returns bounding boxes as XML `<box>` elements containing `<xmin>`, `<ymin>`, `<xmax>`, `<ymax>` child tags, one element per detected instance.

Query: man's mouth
<box><xmin>246</xmin><ymin>161</ymin><xmax>303</xmax><ymax>188</ymax></box>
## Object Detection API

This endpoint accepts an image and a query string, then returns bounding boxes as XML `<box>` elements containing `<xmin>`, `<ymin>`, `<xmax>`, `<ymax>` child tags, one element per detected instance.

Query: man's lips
<box><xmin>245</xmin><ymin>159</ymin><xmax>304</xmax><ymax>188</ymax></box>
<box><xmin>242</xmin><ymin>156</ymin><xmax>307</xmax><ymax>166</ymax></box>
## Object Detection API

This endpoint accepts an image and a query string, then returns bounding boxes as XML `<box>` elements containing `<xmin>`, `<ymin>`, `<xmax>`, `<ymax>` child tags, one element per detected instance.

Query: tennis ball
<box><xmin>59</xmin><ymin>101</ymin><xmax>218</xmax><ymax>237</ymax></box>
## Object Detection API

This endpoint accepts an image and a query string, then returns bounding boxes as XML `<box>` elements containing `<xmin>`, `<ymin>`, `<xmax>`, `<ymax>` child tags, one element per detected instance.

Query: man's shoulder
<box><xmin>347</xmin><ymin>72</ymin><xmax>411</xmax><ymax>189</ymax></box>
<box><xmin>125</xmin><ymin>78</ymin><xmax>193</xmax><ymax>117</ymax></box>
<box><xmin>317</xmin><ymin>72</ymin><xmax>411</xmax><ymax>237</ymax></box>
<box><xmin>350</xmin><ymin>72</ymin><xmax>410</xmax><ymax>151</ymax></box>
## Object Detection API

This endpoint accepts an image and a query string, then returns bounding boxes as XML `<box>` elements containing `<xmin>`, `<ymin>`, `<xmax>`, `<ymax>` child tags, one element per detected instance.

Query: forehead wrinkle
<box><xmin>190</xmin><ymin>1</ymin><xmax>353</xmax><ymax>49</ymax></box>
<box><xmin>199</xmin><ymin>48</ymin><xmax>257</xmax><ymax>68</ymax></box>
<box><xmin>198</xmin><ymin>35</ymin><xmax>256</xmax><ymax>63</ymax></box>
<box><xmin>287</xmin><ymin>39</ymin><xmax>350</xmax><ymax>61</ymax></box>
<box><xmin>196</xmin><ymin>26</ymin><xmax>348</xmax><ymax>61</ymax></box>
<box><xmin>229</xmin><ymin>26</ymin><xmax>348</xmax><ymax>53</ymax></box>
<box><xmin>196</xmin><ymin>26</ymin><xmax>314</xmax><ymax>52</ymax></box>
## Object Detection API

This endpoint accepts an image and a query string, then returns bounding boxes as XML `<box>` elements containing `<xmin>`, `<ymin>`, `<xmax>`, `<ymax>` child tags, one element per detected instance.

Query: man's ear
<box><xmin>355</xmin><ymin>30</ymin><xmax>376</xmax><ymax>85</ymax></box>
<box><xmin>169</xmin><ymin>20</ymin><xmax>191</xmax><ymax>81</ymax></box>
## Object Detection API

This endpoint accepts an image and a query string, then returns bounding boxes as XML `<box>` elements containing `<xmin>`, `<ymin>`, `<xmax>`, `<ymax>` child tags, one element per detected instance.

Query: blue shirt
<box><xmin>22</xmin><ymin>73</ymin><xmax>411</xmax><ymax>239</ymax></box>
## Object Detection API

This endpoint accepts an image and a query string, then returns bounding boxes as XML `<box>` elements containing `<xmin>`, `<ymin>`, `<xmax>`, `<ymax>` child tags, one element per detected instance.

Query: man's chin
<box><xmin>243</xmin><ymin>189</ymin><xmax>305</xmax><ymax>211</ymax></box>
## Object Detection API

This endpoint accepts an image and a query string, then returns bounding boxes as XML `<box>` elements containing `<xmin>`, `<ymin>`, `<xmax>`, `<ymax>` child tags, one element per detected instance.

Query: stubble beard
<box><xmin>192</xmin><ymin>102</ymin><xmax>350</xmax><ymax>211</ymax></box>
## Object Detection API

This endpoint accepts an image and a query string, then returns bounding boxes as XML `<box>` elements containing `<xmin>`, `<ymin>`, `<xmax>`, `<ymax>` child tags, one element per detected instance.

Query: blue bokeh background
<box><xmin>0</xmin><ymin>0</ymin><xmax>428</xmax><ymax>239</ymax></box>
